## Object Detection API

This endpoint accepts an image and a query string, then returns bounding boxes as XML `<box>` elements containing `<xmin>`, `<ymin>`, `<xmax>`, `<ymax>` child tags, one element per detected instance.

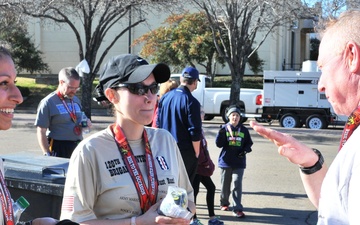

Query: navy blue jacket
<box><xmin>156</xmin><ymin>85</ymin><xmax>202</xmax><ymax>153</ymax></box>
<box><xmin>215</xmin><ymin>123</ymin><xmax>253</xmax><ymax>168</ymax></box>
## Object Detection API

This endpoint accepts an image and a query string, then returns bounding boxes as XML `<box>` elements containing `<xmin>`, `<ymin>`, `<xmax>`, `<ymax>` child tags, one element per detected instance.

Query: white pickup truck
<box><xmin>170</xmin><ymin>74</ymin><xmax>263</xmax><ymax>122</ymax></box>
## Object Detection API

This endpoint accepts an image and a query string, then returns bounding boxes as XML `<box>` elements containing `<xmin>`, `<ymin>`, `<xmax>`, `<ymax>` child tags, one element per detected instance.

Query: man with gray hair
<box><xmin>251</xmin><ymin>9</ymin><xmax>360</xmax><ymax>224</ymax></box>
<box><xmin>35</xmin><ymin>67</ymin><xmax>91</xmax><ymax>158</ymax></box>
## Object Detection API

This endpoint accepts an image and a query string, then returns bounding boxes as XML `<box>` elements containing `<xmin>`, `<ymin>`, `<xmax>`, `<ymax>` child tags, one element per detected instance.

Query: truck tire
<box><xmin>221</xmin><ymin>107</ymin><xmax>228</xmax><ymax>122</ymax></box>
<box><xmin>203</xmin><ymin>115</ymin><xmax>215</xmax><ymax>120</ymax></box>
<box><xmin>239</xmin><ymin>117</ymin><xmax>248</xmax><ymax>124</ymax></box>
<box><xmin>280</xmin><ymin>113</ymin><xmax>300</xmax><ymax>128</ymax></box>
<box><xmin>306</xmin><ymin>115</ymin><xmax>328</xmax><ymax>129</ymax></box>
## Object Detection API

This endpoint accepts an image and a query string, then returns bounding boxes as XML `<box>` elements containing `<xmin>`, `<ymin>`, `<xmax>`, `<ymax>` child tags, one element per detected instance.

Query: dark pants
<box><xmin>49</xmin><ymin>139</ymin><xmax>79</xmax><ymax>158</ymax></box>
<box><xmin>193</xmin><ymin>174</ymin><xmax>216</xmax><ymax>219</ymax></box>
<box><xmin>179</xmin><ymin>150</ymin><xmax>198</xmax><ymax>185</ymax></box>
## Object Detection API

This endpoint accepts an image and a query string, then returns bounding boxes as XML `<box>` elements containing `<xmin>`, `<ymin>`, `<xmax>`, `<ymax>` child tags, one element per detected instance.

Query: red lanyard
<box><xmin>0</xmin><ymin>172</ymin><xmax>14</xmax><ymax>225</ymax></box>
<box><xmin>339</xmin><ymin>106</ymin><xmax>360</xmax><ymax>151</ymax></box>
<box><xmin>110</xmin><ymin>124</ymin><xmax>158</xmax><ymax>214</ymax></box>
<box><xmin>56</xmin><ymin>91</ymin><xmax>77</xmax><ymax>123</ymax></box>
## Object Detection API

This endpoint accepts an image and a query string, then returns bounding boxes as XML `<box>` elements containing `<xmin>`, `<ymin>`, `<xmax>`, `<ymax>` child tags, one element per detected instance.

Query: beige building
<box><xmin>26</xmin><ymin>10</ymin><xmax>317</xmax><ymax>76</ymax></box>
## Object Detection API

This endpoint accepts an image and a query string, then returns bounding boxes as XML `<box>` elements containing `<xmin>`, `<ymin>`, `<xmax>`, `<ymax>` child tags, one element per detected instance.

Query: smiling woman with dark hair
<box><xmin>0</xmin><ymin>46</ymin><xmax>62</xmax><ymax>225</ymax></box>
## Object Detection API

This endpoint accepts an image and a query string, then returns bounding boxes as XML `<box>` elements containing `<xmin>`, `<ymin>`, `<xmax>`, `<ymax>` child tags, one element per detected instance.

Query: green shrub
<box><xmin>213</xmin><ymin>75</ymin><xmax>263</xmax><ymax>89</ymax></box>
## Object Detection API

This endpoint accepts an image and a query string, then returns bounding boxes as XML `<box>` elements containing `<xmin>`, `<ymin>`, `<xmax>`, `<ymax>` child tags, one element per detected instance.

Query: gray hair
<box><xmin>316</xmin><ymin>9</ymin><xmax>360</xmax><ymax>55</ymax></box>
<box><xmin>58</xmin><ymin>67</ymin><xmax>80</xmax><ymax>83</ymax></box>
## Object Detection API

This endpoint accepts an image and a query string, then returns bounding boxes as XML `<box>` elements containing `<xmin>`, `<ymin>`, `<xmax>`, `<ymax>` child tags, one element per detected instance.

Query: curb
<box><xmin>12</xmin><ymin>110</ymin><xmax>114</xmax><ymax>131</ymax></box>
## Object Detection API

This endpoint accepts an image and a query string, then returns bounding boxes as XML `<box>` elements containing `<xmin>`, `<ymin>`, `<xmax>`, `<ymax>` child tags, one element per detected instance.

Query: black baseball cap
<box><xmin>93</xmin><ymin>54</ymin><xmax>170</xmax><ymax>103</ymax></box>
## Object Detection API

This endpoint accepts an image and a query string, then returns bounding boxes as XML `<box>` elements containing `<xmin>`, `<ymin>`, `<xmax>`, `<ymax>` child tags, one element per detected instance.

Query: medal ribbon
<box><xmin>339</xmin><ymin>106</ymin><xmax>360</xmax><ymax>151</ymax></box>
<box><xmin>56</xmin><ymin>91</ymin><xmax>77</xmax><ymax>123</ymax></box>
<box><xmin>0</xmin><ymin>172</ymin><xmax>14</xmax><ymax>225</ymax></box>
<box><xmin>226</xmin><ymin>124</ymin><xmax>234</xmax><ymax>138</ymax></box>
<box><xmin>110</xmin><ymin>124</ymin><xmax>158</xmax><ymax>214</ymax></box>
<box><xmin>226</xmin><ymin>124</ymin><xmax>241</xmax><ymax>145</ymax></box>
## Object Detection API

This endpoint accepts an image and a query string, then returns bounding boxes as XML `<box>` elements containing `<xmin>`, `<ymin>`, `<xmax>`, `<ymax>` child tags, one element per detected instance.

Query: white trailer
<box><xmin>259</xmin><ymin>70</ymin><xmax>336</xmax><ymax>129</ymax></box>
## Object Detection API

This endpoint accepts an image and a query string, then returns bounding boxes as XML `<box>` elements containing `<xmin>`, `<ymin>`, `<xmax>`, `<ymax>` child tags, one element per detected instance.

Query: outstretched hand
<box><xmin>249</xmin><ymin>121</ymin><xmax>318</xmax><ymax>167</ymax></box>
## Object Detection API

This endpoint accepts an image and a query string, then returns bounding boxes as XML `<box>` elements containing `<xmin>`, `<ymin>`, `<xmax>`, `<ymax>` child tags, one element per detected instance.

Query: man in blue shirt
<box><xmin>157</xmin><ymin>67</ymin><xmax>202</xmax><ymax>184</ymax></box>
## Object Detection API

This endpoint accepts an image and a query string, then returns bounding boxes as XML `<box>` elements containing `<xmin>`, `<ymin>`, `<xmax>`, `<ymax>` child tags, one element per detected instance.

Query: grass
<box><xmin>16</xmin><ymin>77</ymin><xmax>57</xmax><ymax>94</ymax></box>
<box><xmin>15</xmin><ymin>75</ymin><xmax>263</xmax><ymax>109</ymax></box>
<box><xmin>16</xmin><ymin>77</ymin><xmax>57</xmax><ymax>109</ymax></box>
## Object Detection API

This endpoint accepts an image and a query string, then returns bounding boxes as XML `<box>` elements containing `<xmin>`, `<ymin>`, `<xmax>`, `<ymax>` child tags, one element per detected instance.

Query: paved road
<box><xmin>1</xmin><ymin>112</ymin><xmax>343</xmax><ymax>225</ymax></box>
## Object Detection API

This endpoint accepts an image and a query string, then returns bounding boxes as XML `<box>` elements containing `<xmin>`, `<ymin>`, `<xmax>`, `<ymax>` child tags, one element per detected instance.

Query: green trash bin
<box><xmin>2</xmin><ymin>152</ymin><xmax>68</xmax><ymax>221</ymax></box>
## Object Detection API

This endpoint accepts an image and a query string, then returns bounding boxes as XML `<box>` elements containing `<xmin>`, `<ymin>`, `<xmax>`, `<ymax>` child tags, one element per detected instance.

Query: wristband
<box><xmin>299</xmin><ymin>148</ymin><xmax>324</xmax><ymax>175</ymax></box>
<box><xmin>130</xmin><ymin>216</ymin><xmax>136</xmax><ymax>225</ymax></box>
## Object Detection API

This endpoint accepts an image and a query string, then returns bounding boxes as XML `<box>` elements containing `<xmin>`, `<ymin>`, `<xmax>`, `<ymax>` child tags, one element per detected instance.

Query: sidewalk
<box><xmin>9</xmin><ymin>110</ymin><xmax>344</xmax><ymax>225</ymax></box>
<box><xmin>13</xmin><ymin>109</ymin><xmax>343</xmax><ymax>141</ymax></box>
<box><xmin>13</xmin><ymin>109</ymin><xmax>114</xmax><ymax>130</ymax></box>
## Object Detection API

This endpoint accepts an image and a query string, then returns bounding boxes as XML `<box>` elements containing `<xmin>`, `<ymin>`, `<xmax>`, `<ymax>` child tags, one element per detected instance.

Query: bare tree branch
<box><xmin>0</xmin><ymin>0</ymin><xmax>176</xmax><ymax>117</ymax></box>
<box><xmin>190</xmin><ymin>0</ymin><xmax>314</xmax><ymax>107</ymax></box>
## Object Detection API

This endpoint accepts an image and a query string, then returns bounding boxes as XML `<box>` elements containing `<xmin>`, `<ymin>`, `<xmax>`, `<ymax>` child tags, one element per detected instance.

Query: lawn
<box><xmin>16</xmin><ymin>76</ymin><xmax>57</xmax><ymax>109</ymax></box>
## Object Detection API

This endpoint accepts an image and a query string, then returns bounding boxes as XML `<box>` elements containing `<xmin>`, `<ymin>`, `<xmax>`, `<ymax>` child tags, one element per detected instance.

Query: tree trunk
<box><xmin>229</xmin><ymin>56</ymin><xmax>246</xmax><ymax>108</ymax></box>
<box><xmin>81</xmin><ymin>73</ymin><xmax>93</xmax><ymax>119</ymax></box>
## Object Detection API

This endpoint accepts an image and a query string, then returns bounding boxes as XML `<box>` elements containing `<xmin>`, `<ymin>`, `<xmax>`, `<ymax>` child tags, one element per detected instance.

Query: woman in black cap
<box><xmin>60</xmin><ymin>54</ymin><xmax>195</xmax><ymax>225</ymax></box>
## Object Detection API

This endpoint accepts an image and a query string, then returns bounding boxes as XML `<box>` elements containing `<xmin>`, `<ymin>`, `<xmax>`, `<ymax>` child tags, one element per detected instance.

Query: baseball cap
<box><xmin>93</xmin><ymin>54</ymin><xmax>170</xmax><ymax>103</ymax></box>
<box><xmin>181</xmin><ymin>67</ymin><xmax>200</xmax><ymax>81</ymax></box>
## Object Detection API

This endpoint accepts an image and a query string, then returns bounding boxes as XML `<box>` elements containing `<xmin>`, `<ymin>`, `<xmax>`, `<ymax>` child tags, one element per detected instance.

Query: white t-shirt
<box><xmin>60</xmin><ymin>126</ymin><xmax>193</xmax><ymax>223</ymax></box>
<box><xmin>317</xmin><ymin>127</ymin><xmax>360</xmax><ymax>224</ymax></box>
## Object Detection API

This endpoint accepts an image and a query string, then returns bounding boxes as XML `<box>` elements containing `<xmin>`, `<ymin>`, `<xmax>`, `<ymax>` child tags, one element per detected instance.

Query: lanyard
<box><xmin>339</xmin><ymin>106</ymin><xmax>360</xmax><ymax>151</ymax></box>
<box><xmin>0</xmin><ymin>172</ymin><xmax>14</xmax><ymax>225</ymax></box>
<box><xmin>226</xmin><ymin>124</ymin><xmax>241</xmax><ymax>137</ymax></box>
<box><xmin>110</xmin><ymin>124</ymin><xmax>158</xmax><ymax>214</ymax></box>
<box><xmin>56</xmin><ymin>91</ymin><xmax>77</xmax><ymax>123</ymax></box>
<box><xmin>226</xmin><ymin>124</ymin><xmax>241</xmax><ymax>146</ymax></box>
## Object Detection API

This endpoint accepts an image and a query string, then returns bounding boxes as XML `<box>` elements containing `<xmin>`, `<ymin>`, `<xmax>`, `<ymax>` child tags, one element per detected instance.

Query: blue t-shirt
<box><xmin>34</xmin><ymin>91</ymin><xmax>84</xmax><ymax>141</ymax></box>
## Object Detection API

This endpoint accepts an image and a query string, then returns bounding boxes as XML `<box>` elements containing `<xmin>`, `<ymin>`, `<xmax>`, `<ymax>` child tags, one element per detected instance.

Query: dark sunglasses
<box><xmin>116</xmin><ymin>83</ymin><xmax>159</xmax><ymax>96</ymax></box>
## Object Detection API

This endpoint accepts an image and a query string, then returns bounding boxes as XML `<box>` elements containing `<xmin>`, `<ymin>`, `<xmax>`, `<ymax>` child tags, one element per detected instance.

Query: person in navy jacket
<box><xmin>215</xmin><ymin>105</ymin><xmax>253</xmax><ymax>218</ymax></box>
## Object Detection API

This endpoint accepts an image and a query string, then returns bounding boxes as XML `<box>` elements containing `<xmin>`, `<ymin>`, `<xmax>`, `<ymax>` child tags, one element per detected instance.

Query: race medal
<box><xmin>73</xmin><ymin>125</ymin><xmax>81</xmax><ymax>135</ymax></box>
<box><xmin>111</xmin><ymin>124</ymin><xmax>159</xmax><ymax>213</ymax></box>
